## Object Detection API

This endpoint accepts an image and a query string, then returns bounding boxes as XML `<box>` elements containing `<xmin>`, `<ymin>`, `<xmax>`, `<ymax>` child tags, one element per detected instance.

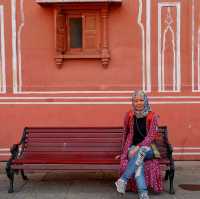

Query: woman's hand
<box><xmin>115</xmin><ymin>154</ymin><xmax>121</xmax><ymax>160</ymax></box>
<box><xmin>128</xmin><ymin>145</ymin><xmax>139</xmax><ymax>159</ymax></box>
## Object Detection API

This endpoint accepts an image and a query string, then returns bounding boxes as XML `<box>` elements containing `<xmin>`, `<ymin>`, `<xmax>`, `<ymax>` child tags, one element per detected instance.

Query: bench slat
<box><xmin>19</xmin><ymin>151</ymin><xmax>119</xmax><ymax>156</ymax></box>
<box><xmin>24</xmin><ymin>146</ymin><xmax>121</xmax><ymax>152</ymax></box>
<box><xmin>26</xmin><ymin>137</ymin><xmax>121</xmax><ymax>143</ymax></box>
<box><xmin>26</xmin><ymin>127</ymin><xmax>123</xmax><ymax>133</ymax></box>
<box><xmin>26</xmin><ymin>142</ymin><xmax>121</xmax><ymax>147</ymax></box>
<box><xmin>12</xmin><ymin>164</ymin><xmax>119</xmax><ymax>171</ymax></box>
<box><xmin>27</xmin><ymin>133</ymin><xmax>122</xmax><ymax>138</ymax></box>
<box><xmin>12</xmin><ymin>158</ymin><xmax>119</xmax><ymax>165</ymax></box>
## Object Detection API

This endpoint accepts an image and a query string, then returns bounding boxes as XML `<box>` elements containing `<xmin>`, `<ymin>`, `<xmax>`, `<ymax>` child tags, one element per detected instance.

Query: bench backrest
<box><xmin>19</xmin><ymin>126</ymin><xmax>172</xmax><ymax>160</ymax></box>
<box><xmin>20</xmin><ymin>127</ymin><xmax>124</xmax><ymax>157</ymax></box>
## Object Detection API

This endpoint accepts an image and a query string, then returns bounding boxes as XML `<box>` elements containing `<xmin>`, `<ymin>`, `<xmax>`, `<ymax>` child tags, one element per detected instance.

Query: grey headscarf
<box><xmin>132</xmin><ymin>90</ymin><xmax>151</xmax><ymax>118</ymax></box>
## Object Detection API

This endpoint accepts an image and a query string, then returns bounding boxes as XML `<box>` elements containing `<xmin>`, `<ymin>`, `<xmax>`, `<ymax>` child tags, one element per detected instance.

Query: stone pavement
<box><xmin>0</xmin><ymin>161</ymin><xmax>200</xmax><ymax>199</ymax></box>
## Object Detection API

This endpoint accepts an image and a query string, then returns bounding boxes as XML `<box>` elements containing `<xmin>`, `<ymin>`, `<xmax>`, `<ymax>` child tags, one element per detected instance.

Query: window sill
<box><xmin>57</xmin><ymin>53</ymin><xmax>101</xmax><ymax>59</ymax></box>
<box><xmin>55</xmin><ymin>51</ymin><xmax>110</xmax><ymax>67</ymax></box>
<box><xmin>36</xmin><ymin>0</ymin><xmax>122</xmax><ymax>4</ymax></box>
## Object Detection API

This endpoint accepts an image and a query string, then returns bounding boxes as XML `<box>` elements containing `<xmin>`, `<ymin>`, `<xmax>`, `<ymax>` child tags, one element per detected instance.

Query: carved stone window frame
<box><xmin>36</xmin><ymin>1</ymin><xmax>122</xmax><ymax>68</ymax></box>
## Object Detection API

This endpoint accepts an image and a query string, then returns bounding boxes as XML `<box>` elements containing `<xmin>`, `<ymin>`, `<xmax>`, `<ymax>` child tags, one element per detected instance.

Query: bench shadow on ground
<box><xmin>3</xmin><ymin>173</ymin><xmax>166</xmax><ymax>198</ymax></box>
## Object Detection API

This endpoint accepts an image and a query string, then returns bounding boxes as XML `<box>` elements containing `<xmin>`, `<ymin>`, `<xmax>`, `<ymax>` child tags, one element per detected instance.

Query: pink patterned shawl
<box><xmin>119</xmin><ymin>110</ymin><xmax>163</xmax><ymax>193</ymax></box>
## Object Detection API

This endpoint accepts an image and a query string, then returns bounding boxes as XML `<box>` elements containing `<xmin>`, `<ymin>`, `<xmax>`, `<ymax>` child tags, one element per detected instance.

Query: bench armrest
<box><xmin>10</xmin><ymin>144</ymin><xmax>20</xmax><ymax>159</ymax></box>
<box><xmin>167</xmin><ymin>143</ymin><xmax>173</xmax><ymax>154</ymax></box>
<box><xmin>9</xmin><ymin>127</ymin><xmax>28</xmax><ymax>161</ymax></box>
<box><xmin>158</xmin><ymin>126</ymin><xmax>175</xmax><ymax>170</ymax></box>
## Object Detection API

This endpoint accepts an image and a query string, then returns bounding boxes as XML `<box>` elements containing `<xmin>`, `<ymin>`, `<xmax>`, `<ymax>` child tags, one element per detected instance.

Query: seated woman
<box><xmin>115</xmin><ymin>91</ymin><xmax>163</xmax><ymax>199</ymax></box>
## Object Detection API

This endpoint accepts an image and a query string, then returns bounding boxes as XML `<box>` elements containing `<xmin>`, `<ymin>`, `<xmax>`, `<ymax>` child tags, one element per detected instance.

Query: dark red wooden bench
<box><xmin>6</xmin><ymin>126</ymin><xmax>174</xmax><ymax>194</ymax></box>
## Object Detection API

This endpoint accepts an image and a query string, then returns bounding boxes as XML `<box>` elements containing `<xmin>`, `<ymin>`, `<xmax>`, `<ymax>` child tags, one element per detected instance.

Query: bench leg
<box><xmin>169</xmin><ymin>168</ymin><xmax>175</xmax><ymax>194</ymax></box>
<box><xmin>164</xmin><ymin>169</ymin><xmax>169</xmax><ymax>181</ymax></box>
<box><xmin>21</xmin><ymin>170</ymin><xmax>28</xmax><ymax>181</ymax></box>
<box><xmin>5</xmin><ymin>164</ymin><xmax>15</xmax><ymax>193</ymax></box>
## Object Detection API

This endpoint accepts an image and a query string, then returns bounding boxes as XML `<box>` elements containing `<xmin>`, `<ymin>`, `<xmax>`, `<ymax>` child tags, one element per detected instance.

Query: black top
<box><xmin>132</xmin><ymin>116</ymin><xmax>147</xmax><ymax>145</ymax></box>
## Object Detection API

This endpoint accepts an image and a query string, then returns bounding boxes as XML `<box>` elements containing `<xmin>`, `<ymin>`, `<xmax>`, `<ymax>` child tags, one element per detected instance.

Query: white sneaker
<box><xmin>115</xmin><ymin>178</ymin><xmax>127</xmax><ymax>194</ymax></box>
<box><xmin>138</xmin><ymin>192</ymin><xmax>150</xmax><ymax>199</ymax></box>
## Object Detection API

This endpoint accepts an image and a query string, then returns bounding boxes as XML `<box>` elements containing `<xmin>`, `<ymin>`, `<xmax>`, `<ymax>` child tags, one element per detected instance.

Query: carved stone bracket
<box><xmin>55</xmin><ymin>9</ymin><xmax>66</xmax><ymax>67</ymax></box>
<box><xmin>55</xmin><ymin>57</ymin><xmax>64</xmax><ymax>68</ymax></box>
<box><xmin>100</xmin><ymin>7</ymin><xmax>110</xmax><ymax>68</ymax></box>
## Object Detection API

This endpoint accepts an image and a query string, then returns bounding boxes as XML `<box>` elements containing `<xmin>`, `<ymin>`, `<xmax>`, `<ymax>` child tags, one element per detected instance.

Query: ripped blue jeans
<box><xmin>120</xmin><ymin>146</ymin><xmax>154</xmax><ymax>194</ymax></box>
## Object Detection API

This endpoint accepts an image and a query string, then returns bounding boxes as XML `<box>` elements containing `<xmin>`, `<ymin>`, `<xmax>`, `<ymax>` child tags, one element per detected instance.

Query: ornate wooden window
<box><xmin>56</xmin><ymin>7</ymin><xmax>109</xmax><ymax>68</ymax></box>
<box><xmin>36</xmin><ymin>0</ymin><xmax>122</xmax><ymax>68</ymax></box>
<box><xmin>56</xmin><ymin>10</ymin><xmax>101</xmax><ymax>57</ymax></box>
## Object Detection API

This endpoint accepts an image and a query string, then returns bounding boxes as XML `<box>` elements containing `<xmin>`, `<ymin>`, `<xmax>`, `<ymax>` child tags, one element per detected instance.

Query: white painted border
<box><xmin>11</xmin><ymin>0</ymin><xmax>18</xmax><ymax>93</ymax></box>
<box><xmin>192</xmin><ymin>0</ymin><xmax>195</xmax><ymax>91</ymax></box>
<box><xmin>198</xmin><ymin>29</ymin><xmax>200</xmax><ymax>90</ymax></box>
<box><xmin>1</xmin><ymin>95</ymin><xmax>200</xmax><ymax>104</ymax></box>
<box><xmin>174</xmin><ymin>147</ymin><xmax>200</xmax><ymax>150</ymax></box>
<box><xmin>18</xmin><ymin>0</ymin><xmax>24</xmax><ymax>93</ymax></box>
<box><xmin>1</xmin><ymin>95</ymin><xmax>200</xmax><ymax>100</ymax></box>
<box><xmin>0</xmin><ymin>101</ymin><xmax>200</xmax><ymax>104</ymax></box>
<box><xmin>176</xmin><ymin>3</ymin><xmax>181</xmax><ymax>91</ymax></box>
<box><xmin>146</xmin><ymin>0</ymin><xmax>151</xmax><ymax>92</ymax></box>
<box><xmin>20</xmin><ymin>90</ymin><xmax>135</xmax><ymax>94</ymax></box>
<box><xmin>158</xmin><ymin>4</ymin><xmax>162</xmax><ymax>92</ymax></box>
<box><xmin>137</xmin><ymin>0</ymin><xmax>151</xmax><ymax>93</ymax></box>
<box><xmin>137</xmin><ymin>0</ymin><xmax>145</xmax><ymax>92</ymax></box>
<box><xmin>192</xmin><ymin>0</ymin><xmax>200</xmax><ymax>92</ymax></box>
<box><xmin>0</xmin><ymin>5</ymin><xmax>6</xmax><ymax>93</ymax></box>
<box><xmin>0</xmin><ymin>154</ymin><xmax>10</xmax><ymax>156</ymax></box>
<box><xmin>158</xmin><ymin>2</ymin><xmax>181</xmax><ymax>92</ymax></box>
<box><xmin>0</xmin><ymin>148</ymin><xmax>9</xmax><ymax>151</ymax></box>
<box><xmin>173</xmin><ymin>152</ymin><xmax>200</xmax><ymax>155</ymax></box>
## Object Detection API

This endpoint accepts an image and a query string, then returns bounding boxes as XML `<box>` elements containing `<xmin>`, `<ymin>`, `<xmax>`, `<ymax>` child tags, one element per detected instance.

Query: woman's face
<box><xmin>134</xmin><ymin>96</ymin><xmax>144</xmax><ymax>111</ymax></box>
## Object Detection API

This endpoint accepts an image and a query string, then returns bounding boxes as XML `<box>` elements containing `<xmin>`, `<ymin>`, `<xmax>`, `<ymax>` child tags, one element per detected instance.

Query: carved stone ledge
<box><xmin>36</xmin><ymin>0</ymin><xmax>122</xmax><ymax>4</ymax></box>
<box><xmin>55</xmin><ymin>52</ymin><xmax>110</xmax><ymax>68</ymax></box>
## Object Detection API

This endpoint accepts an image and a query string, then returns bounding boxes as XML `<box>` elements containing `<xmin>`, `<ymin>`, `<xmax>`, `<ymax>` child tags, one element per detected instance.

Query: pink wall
<box><xmin>0</xmin><ymin>0</ymin><xmax>200</xmax><ymax>160</ymax></box>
